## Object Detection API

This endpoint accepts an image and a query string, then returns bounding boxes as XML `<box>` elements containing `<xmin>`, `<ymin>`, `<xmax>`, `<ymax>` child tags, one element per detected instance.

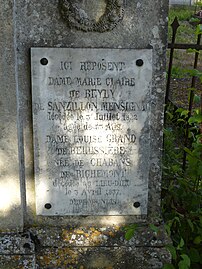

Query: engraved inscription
<box><xmin>31</xmin><ymin>48</ymin><xmax>152</xmax><ymax>216</ymax></box>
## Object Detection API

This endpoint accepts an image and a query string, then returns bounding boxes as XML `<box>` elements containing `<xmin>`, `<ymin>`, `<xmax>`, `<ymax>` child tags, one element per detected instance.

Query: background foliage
<box><xmin>125</xmin><ymin>4</ymin><xmax>202</xmax><ymax>269</ymax></box>
<box><xmin>163</xmin><ymin>3</ymin><xmax>202</xmax><ymax>268</ymax></box>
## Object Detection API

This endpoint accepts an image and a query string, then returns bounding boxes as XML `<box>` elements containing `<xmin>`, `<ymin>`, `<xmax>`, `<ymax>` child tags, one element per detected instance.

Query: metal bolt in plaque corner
<box><xmin>31</xmin><ymin>48</ymin><xmax>152</xmax><ymax>216</ymax></box>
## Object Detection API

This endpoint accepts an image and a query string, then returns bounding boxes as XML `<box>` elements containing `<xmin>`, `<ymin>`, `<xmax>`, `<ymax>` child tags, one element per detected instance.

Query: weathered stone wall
<box><xmin>15</xmin><ymin>0</ymin><xmax>168</xmax><ymax>227</ymax></box>
<box><xmin>0</xmin><ymin>0</ymin><xmax>24</xmax><ymax>232</ymax></box>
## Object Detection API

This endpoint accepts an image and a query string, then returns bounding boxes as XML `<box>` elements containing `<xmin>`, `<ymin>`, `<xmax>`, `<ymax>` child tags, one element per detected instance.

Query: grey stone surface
<box><xmin>35</xmin><ymin>246</ymin><xmax>170</xmax><ymax>269</ymax></box>
<box><xmin>12</xmin><ymin>0</ymin><xmax>169</xmax><ymax>226</ymax></box>
<box><xmin>0</xmin><ymin>255</ymin><xmax>35</xmax><ymax>269</ymax></box>
<box><xmin>31</xmin><ymin>48</ymin><xmax>152</xmax><ymax>216</ymax></box>
<box><xmin>0</xmin><ymin>233</ymin><xmax>35</xmax><ymax>269</ymax></box>
<box><xmin>0</xmin><ymin>233</ymin><xmax>34</xmax><ymax>255</ymax></box>
<box><xmin>0</xmin><ymin>226</ymin><xmax>171</xmax><ymax>268</ymax></box>
<box><xmin>29</xmin><ymin>225</ymin><xmax>170</xmax><ymax>248</ymax></box>
<box><xmin>0</xmin><ymin>0</ymin><xmax>23</xmax><ymax>231</ymax></box>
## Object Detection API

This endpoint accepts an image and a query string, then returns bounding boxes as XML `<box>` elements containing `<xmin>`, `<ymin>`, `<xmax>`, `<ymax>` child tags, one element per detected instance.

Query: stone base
<box><xmin>36</xmin><ymin>246</ymin><xmax>170</xmax><ymax>269</ymax></box>
<box><xmin>0</xmin><ymin>256</ymin><xmax>35</xmax><ymax>269</ymax></box>
<box><xmin>0</xmin><ymin>225</ymin><xmax>171</xmax><ymax>269</ymax></box>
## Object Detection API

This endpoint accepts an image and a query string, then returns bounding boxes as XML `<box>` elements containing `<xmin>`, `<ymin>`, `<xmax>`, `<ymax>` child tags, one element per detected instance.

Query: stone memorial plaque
<box><xmin>31</xmin><ymin>48</ymin><xmax>152</xmax><ymax>216</ymax></box>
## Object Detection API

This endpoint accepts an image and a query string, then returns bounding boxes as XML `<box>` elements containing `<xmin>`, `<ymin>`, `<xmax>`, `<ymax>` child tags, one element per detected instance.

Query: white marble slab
<box><xmin>31</xmin><ymin>48</ymin><xmax>152</xmax><ymax>215</ymax></box>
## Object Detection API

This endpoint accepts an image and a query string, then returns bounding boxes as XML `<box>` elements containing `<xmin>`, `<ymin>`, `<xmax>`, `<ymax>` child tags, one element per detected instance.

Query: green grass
<box><xmin>162</xmin><ymin>104</ymin><xmax>202</xmax><ymax>269</ymax></box>
<box><xmin>167</xmin><ymin>6</ymin><xmax>202</xmax><ymax>70</ymax></box>
<box><xmin>168</xmin><ymin>6</ymin><xmax>197</xmax><ymax>43</ymax></box>
<box><xmin>169</xmin><ymin>6</ymin><xmax>194</xmax><ymax>22</ymax></box>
